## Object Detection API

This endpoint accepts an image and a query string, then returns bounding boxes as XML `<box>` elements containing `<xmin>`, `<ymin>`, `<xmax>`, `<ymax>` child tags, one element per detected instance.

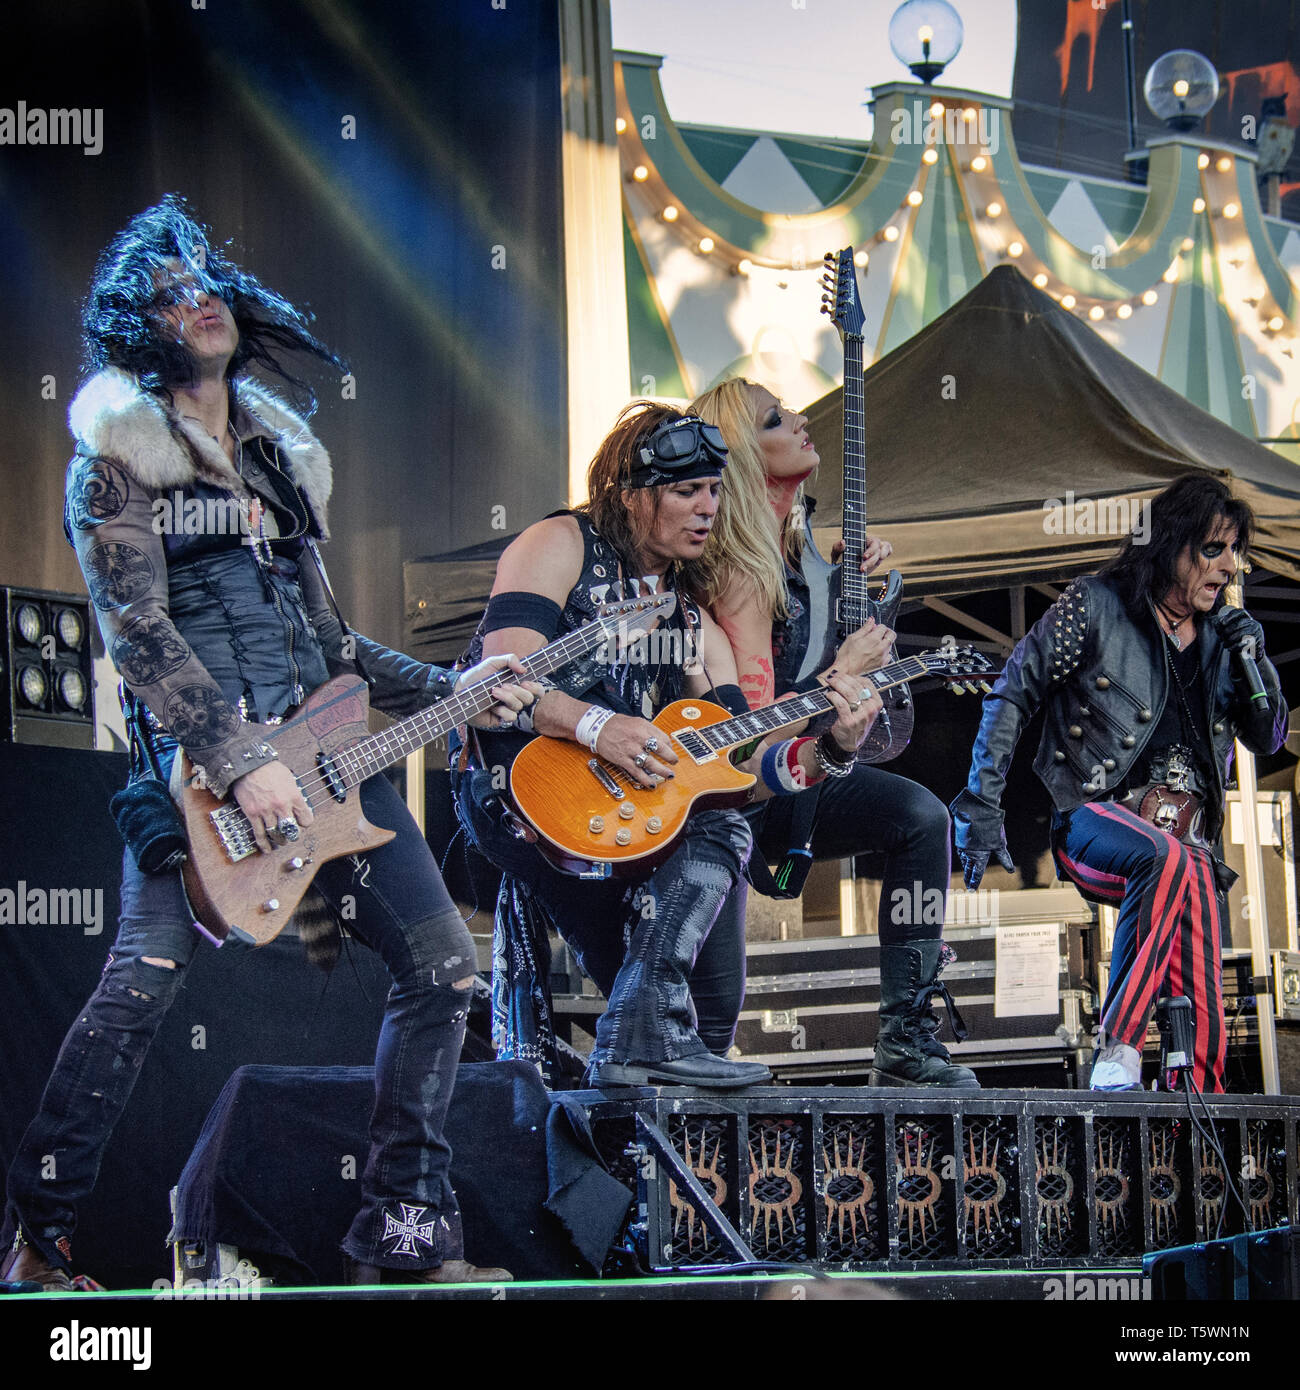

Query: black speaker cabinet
<box><xmin>0</xmin><ymin>586</ymin><xmax>95</xmax><ymax>748</ymax></box>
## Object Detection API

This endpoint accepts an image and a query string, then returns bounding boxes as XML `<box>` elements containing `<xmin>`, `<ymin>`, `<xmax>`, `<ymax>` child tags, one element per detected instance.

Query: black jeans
<box><xmin>746</xmin><ymin>761</ymin><xmax>952</xmax><ymax>943</ymax></box>
<box><xmin>457</xmin><ymin>769</ymin><xmax>751</xmax><ymax>1065</ymax></box>
<box><xmin>4</xmin><ymin>774</ymin><xmax>478</xmax><ymax>1274</ymax></box>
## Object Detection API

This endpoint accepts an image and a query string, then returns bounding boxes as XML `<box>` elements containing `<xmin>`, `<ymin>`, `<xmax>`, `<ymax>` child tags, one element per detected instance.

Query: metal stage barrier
<box><xmin>574</xmin><ymin>1087</ymin><xmax>1300</xmax><ymax>1273</ymax></box>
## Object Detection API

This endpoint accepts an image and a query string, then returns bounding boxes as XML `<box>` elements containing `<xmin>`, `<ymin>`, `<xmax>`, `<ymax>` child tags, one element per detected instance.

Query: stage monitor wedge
<box><xmin>0</xmin><ymin>585</ymin><xmax>95</xmax><ymax>749</ymax></box>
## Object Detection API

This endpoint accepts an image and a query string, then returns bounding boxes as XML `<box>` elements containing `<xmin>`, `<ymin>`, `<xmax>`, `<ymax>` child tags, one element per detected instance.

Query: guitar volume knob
<box><xmin>286</xmin><ymin>857</ymin><xmax>305</xmax><ymax>871</ymax></box>
<box><xmin>588</xmin><ymin>816</ymin><xmax>606</xmax><ymax>835</ymax></box>
<box><xmin>615</xmin><ymin>828</ymin><xmax>632</xmax><ymax>846</ymax></box>
<box><xmin>618</xmin><ymin>802</ymin><xmax>636</xmax><ymax>820</ymax></box>
<box><xmin>262</xmin><ymin>899</ymin><xmax>280</xmax><ymax>913</ymax></box>
<box><xmin>646</xmin><ymin>817</ymin><xmax>662</xmax><ymax>834</ymax></box>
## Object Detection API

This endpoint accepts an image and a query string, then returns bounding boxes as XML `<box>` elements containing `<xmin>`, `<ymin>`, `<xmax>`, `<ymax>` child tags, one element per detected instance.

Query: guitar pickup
<box><xmin>587</xmin><ymin>759</ymin><xmax>625</xmax><ymax>798</ymax></box>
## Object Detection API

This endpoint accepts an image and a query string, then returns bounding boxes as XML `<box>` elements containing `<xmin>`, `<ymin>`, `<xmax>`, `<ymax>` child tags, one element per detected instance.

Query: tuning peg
<box><xmin>963</xmin><ymin>681</ymin><xmax>981</xmax><ymax>694</ymax></box>
<box><xmin>824</xmin><ymin>251</ymin><xmax>835</xmax><ymax>263</ymax></box>
<box><xmin>978</xmin><ymin>681</ymin><xmax>993</xmax><ymax>693</ymax></box>
<box><xmin>949</xmin><ymin>682</ymin><xmax>965</xmax><ymax>695</ymax></box>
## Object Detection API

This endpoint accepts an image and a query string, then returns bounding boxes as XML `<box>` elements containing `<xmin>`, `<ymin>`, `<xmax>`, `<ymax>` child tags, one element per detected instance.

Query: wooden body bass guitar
<box><xmin>511</xmin><ymin>648</ymin><xmax>993</xmax><ymax>878</ymax></box>
<box><xmin>172</xmin><ymin>592</ymin><xmax>676</xmax><ymax>945</ymax></box>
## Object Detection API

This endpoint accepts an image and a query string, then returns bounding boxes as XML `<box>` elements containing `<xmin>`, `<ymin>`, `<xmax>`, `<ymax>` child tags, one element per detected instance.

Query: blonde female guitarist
<box><xmin>690</xmin><ymin>377</ymin><xmax>978</xmax><ymax>1090</ymax></box>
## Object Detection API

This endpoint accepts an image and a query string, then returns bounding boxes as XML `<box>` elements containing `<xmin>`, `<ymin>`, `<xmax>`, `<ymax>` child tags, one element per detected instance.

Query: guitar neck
<box><xmin>689</xmin><ymin>655</ymin><xmax>931</xmax><ymax>756</ymax></box>
<box><xmin>839</xmin><ymin>331</ymin><xmax>871</xmax><ymax>628</ymax></box>
<box><xmin>334</xmin><ymin>623</ymin><xmax>611</xmax><ymax>789</ymax></box>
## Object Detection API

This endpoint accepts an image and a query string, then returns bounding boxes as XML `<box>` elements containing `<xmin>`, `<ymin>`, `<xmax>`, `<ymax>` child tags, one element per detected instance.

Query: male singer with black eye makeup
<box><xmin>953</xmin><ymin>475</ymin><xmax>1286</xmax><ymax>1094</ymax></box>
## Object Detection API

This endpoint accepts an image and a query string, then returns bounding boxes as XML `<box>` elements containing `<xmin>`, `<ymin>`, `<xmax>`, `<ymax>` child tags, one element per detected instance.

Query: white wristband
<box><xmin>574</xmin><ymin>705</ymin><xmax>614</xmax><ymax>753</ymax></box>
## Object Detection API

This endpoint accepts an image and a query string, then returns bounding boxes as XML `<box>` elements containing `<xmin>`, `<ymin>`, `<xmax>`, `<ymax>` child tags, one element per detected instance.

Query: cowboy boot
<box><xmin>870</xmin><ymin>940</ymin><xmax>980</xmax><ymax>1089</ymax></box>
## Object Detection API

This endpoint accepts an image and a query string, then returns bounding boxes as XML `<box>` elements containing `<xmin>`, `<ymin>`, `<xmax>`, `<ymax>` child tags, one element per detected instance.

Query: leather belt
<box><xmin>1119</xmin><ymin>744</ymin><xmax>1207</xmax><ymax>845</ymax></box>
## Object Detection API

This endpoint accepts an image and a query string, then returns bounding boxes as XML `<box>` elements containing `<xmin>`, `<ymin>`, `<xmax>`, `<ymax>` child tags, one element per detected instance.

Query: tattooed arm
<box><xmin>65</xmin><ymin>452</ymin><xmax>280</xmax><ymax>799</ymax></box>
<box><xmin>709</xmin><ymin>574</ymin><xmax>778</xmax><ymax>710</ymax></box>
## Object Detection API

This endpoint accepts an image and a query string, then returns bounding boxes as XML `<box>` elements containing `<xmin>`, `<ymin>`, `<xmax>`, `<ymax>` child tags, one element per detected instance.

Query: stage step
<box><xmin>568</xmin><ymin>1086</ymin><xmax>1300</xmax><ymax>1273</ymax></box>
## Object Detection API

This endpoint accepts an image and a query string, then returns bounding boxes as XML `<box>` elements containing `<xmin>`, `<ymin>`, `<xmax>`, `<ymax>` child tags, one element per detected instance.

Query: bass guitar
<box><xmin>796</xmin><ymin>246</ymin><xmax>911</xmax><ymax>763</ymax></box>
<box><xmin>511</xmin><ymin>647</ymin><xmax>993</xmax><ymax>877</ymax></box>
<box><xmin>172</xmin><ymin>592</ymin><xmax>676</xmax><ymax>944</ymax></box>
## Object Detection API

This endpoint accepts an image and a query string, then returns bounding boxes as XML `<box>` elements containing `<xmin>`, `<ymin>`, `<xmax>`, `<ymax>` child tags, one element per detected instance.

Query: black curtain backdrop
<box><xmin>0</xmin><ymin>0</ymin><xmax>567</xmax><ymax>652</ymax></box>
<box><xmin>0</xmin><ymin>743</ymin><xmax>396</xmax><ymax>1289</ymax></box>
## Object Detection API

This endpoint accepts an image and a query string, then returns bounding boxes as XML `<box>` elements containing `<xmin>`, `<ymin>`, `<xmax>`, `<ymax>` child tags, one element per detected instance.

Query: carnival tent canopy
<box><xmin>804</xmin><ymin>265</ymin><xmax>1300</xmax><ymax>594</ymax></box>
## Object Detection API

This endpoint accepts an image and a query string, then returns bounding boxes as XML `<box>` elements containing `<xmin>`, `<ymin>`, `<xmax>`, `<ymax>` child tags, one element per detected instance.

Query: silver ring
<box><xmin>278</xmin><ymin>817</ymin><xmax>300</xmax><ymax>841</ymax></box>
<box><xmin>849</xmin><ymin>702</ymin><xmax>861</xmax><ymax>712</ymax></box>
<box><xmin>633</xmin><ymin>752</ymin><xmax>649</xmax><ymax>769</ymax></box>
<box><xmin>644</xmin><ymin>736</ymin><xmax>660</xmax><ymax>753</ymax></box>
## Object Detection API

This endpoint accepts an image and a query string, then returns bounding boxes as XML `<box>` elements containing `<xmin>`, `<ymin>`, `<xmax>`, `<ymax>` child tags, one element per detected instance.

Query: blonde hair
<box><xmin>689</xmin><ymin>378</ymin><xmax>804</xmax><ymax>618</ymax></box>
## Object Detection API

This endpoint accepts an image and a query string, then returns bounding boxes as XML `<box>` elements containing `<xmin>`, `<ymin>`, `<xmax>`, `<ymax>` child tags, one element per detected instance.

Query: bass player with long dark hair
<box><xmin>2</xmin><ymin>196</ymin><xmax>534</xmax><ymax>1290</ymax></box>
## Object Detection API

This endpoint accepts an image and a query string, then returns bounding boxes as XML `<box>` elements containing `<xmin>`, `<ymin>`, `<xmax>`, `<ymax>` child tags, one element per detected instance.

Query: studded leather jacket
<box><xmin>951</xmin><ymin>576</ymin><xmax>1286</xmax><ymax>853</ymax></box>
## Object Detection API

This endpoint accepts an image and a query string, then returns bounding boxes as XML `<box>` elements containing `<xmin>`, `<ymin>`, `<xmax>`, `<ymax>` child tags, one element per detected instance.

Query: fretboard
<box><xmin>839</xmin><ymin>331</ymin><xmax>870</xmax><ymax>628</ymax></box>
<box><xmin>330</xmin><ymin>621</ymin><xmax>615</xmax><ymax>790</ymax></box>
<box><xmin>688</xmin><ymin>654</ymin><xmax>930</xmax><ymax>756</ymax></box>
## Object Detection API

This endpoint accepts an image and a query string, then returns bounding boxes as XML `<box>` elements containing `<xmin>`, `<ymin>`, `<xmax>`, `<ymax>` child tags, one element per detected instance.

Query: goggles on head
<box><xmin>628</xmin><ymin>415</ymin><xmax>729</xmax><ymax>488</ymax></box>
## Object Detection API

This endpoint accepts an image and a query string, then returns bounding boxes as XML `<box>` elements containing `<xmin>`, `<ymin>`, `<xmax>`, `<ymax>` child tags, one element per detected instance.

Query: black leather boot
<box><xmin>870</xmin><ymin>941</ymin><xmax>980</xmax><ymax>1089</ymax></box>
<box><xmin>586</xmin><ymin>1053</ymin><xmax>772</xmax><ymax>1089</ymax></box>
<box><xmin>0</xmin><ymin>1231</ymin><xmax>75</xmax><ymax>1292</ymax></box>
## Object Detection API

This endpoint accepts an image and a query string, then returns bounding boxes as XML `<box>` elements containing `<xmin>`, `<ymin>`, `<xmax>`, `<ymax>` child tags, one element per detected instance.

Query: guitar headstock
<box><xmin>916</xmin><ymin>646</ymin><xmax>997</xmax><ymax>696</ymax></box>
<box><xmin>595</xmin><ymin>591</ymin><xmax>677</xmax><ymax>647</ymax></box>
<box><xmin>821</xmin><ymin>247</ymin><xmax>865</xmax><ymax>341</ymax></box>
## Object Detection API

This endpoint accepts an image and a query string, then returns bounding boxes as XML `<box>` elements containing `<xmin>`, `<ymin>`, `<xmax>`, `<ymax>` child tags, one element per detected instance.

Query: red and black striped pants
<box><xmin>1054</xmin><ymin>800</ymin><xmax>1226</xmax><ymax>1093</ymax></box>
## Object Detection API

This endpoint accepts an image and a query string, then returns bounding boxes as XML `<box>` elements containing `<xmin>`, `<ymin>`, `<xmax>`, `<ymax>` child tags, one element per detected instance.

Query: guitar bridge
<box><xmin>587</xmin><ymin>759</ymin><xmax>625</xmax><ymax>798</ymax></box>
<box><xmin>210</xmin><ymin>805</ymin><xmax>257</xmax><ymax>863</ymax></box>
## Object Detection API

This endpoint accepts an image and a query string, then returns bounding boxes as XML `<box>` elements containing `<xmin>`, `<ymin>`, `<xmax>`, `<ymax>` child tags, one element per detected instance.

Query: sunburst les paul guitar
<box><xmin>510</xmin><ymin>647</ymin><xmax>994</xmax><ymax>878</ymax></box>
<box><xmin>172</xmin><ymin>592</ymin><xmax>676</xmax><ymax>945</ymax></box>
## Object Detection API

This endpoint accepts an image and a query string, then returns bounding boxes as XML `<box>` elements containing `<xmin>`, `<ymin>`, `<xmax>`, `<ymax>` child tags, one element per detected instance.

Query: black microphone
<box><xmin>1211</xmin><ymin>610</ymin><xmax>1269</xmax><ymax>705</ymax></box>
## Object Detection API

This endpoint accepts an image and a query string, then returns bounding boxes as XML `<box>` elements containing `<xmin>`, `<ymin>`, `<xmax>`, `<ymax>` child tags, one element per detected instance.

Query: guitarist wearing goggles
<box><xmin>454</xmin><ymin>403</ymin><xmax>880</xmax><ymax>1089</ymax></box>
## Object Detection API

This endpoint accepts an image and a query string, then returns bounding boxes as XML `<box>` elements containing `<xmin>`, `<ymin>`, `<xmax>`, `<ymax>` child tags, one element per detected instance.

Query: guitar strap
<box><xmin>304</xmin><ymin>536</ymin><xmax>361</xmax><ymax>662</ymax></box>
<box><xmin>744</xmin><ymin>785</ymin><xmax>822</xmax><ymax>900</ymax></box>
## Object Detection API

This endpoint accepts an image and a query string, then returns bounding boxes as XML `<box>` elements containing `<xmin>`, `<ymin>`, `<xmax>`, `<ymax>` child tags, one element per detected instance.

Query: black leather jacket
<box><xmin>951</xmin><ymin>576</ymin><xmax>1287</xmax><ymax>853</ymax></box>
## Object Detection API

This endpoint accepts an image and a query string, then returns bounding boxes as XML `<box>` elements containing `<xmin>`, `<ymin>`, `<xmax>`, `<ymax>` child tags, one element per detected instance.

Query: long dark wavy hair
<box><xmin>81</xmin><ymin>194</ymin><xmax>345</xmax><ymax>407</ymax></box>
<box><xmin>1100</xmin><ymin>474</ymin><xmax>1255</xmax><ymax>614</ymax></box>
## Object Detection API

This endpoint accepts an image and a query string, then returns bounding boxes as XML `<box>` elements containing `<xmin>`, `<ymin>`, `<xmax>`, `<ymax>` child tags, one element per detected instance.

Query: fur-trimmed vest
<box><xmin>68</xmin><ymin>366</ymin><xmax>333</xmax><ymax>538</ymax></box>
<box><xmin>66</xmin><ymin>368</ymin><xmax>338</xmax><ymax>728</ymax></box>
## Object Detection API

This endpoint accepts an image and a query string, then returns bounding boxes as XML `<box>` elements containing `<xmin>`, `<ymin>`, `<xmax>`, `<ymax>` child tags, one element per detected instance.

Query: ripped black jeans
<box><xmin>3</xmin><ymin>774</ymin><xmax>478</xmax><ymax>1275</ymax></box>
<box><xmin>457</xmin><ymin>769</ymin><xmax>752</xmax><ymax>1066</ymax></box>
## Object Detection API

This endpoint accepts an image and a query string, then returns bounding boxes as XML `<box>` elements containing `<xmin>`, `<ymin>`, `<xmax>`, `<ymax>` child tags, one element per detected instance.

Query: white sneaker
<box><xmin>1089</xmin><ymin>1040</ymin><xmax>1143</xmax><ymax>1090</ymax></box>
